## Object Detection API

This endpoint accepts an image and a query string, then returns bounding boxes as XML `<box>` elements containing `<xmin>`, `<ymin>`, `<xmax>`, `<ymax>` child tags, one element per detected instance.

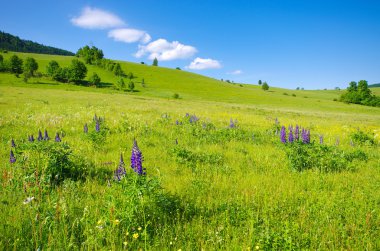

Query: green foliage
<box><xmin>113</xmin><ymin>63</ymin><xmax>124</xmax><ymax>77</ymax></box>
<box><xmin>69</xmin><ymin>59</ymin><xmax>87</xmax><ymax>83</ymax></box>
<box><xmin>152</xmin><ymin>57</ymin><xmax>158</xmax><ymax>66</ymax></box>
<box><xmin>89</xmin><ymin>72</ymin><xmax>101</xmax><ymax>87</ymax></box>
<box><xmin>128</xmin><ymin>80</ymin><xmax>135</xmax><ymax>91</ymax></box>
<box><xmin>9</xmin><ymin>54</ymin><xmax>23</xmax><ymax>75</ymax></box>
<box><xmin>340</xmin><ymin>80</ymin><xmax>380</xmax><ymax>107</ymax></box>
<box><xmin>23</xmin><ymin>57</ymin><xmax>38</xmax><ymax>76</ymax></box>
<box><xmin>285</xmin><ymin>142</ymin><xmax>367</xmax><ymax>172</ymax></box>
<box><xmin>116</xmin><ymin>78</ymin><xmax>126</xmax><ymax>90</ymax></box>
<box><xmin>350</xmin><ymin>130</ymin><xmax>376</xmax><ymax>146</ymax></box>
<box><xmin>262</xmin><ymin>81</ymin><xmax>269</xmax><ymax>91</ymax></box>
<box><xmin>46</xmin><ymin>60</ymin><xmax>60</xmax><ymax>79</ymax></box>
<box><xmin>76</xmin><ymin>45</ymin><xmax>104</xmax><ymax>65</ymax></box>
<box><xmin>0</xmin><ymin>31</ymin><xmax>74</xmax><ymax>55</ymax></box>
<box><xmin>173</xmin><ymin>93</ymin><xmax>180</xmax><ymax>99</ymax></box>
<box><xmin>258</xmin><ymin>79</ymin><xmax>262</xmax><ymax>85</ymax></box>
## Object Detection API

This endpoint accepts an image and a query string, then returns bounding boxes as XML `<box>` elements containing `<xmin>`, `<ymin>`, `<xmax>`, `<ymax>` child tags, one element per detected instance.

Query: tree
<box><xmin>357</xmin><ymin>80</ymin><xmax>371</xmax><ymax>100</ymax></box>
<box><xmin>141</xmin><ymin>78</ymin><xmax>145</xmax><ymax>87</ymax></box>
<box><xmin>114</xmin><ymin>63</ymin><xmax>124</xmax><ymax>77</ymax></box>
<box><xmin>0</xmin><ymin>54</ymin><xmax>5</xmax><ymax>72</ymax></box>
<box><xmin>76</xmin><ymin>45</ymin><xmax>104</xmax><ymax>65</ymax></box>
<box><xmin>152</xmin><ymin>57</ymin><xmax>158</xmax><ymax>66</ymax></box>
<box><xmin>69</xmin><ymin>59</ymin><xmax>87</xmax><ymax>83</ymax></box>
<box><xmin>258</xmin><ymin>80</ymin><xmax>262</xmax><ymax>85</ymax></box>
<box><xmin>46</xmin><ymin>60</ymin><xmax>60</xmax><ymax>78</ymax></box>
<box><xmin>9</xmin><ymin>55</ymin><xmax>23</xmax><ymax>75</ymax></box>
<box><xmin>117</xmin><ymin>78</ymin><xmax>125</xmax><ymax>90</ymax></box>
<box><xmin>128</xmin><ymin>81</ymin><xmax>135</xmax><ymax>92</ymax></box>
<box><xmin>89</xmin><ymin>72</ymin><xmax>101</xmax><ymax>87</ymax></box>
<box><xmin>262</xmin><ymin>82</ymin><xmax>269</xmax><ymax>91</ymax></box>
<box><xmin>23</xmin><ymin>57</ymin><xmax>38</xmax><ymax>76</ymax></box>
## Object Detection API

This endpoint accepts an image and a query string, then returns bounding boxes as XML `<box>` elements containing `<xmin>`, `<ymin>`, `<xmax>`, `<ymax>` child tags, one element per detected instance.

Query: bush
<box><xmin>350</xmin><ymin>130</ymin><xmax>376</xmax><ymax>146</ymax></box>
<box><xmin>262</xmin><ymin>82</ymin><xmax>269</xmax><ymax>91</ymax></box>
<box><xmin>88</xmin><ymin>72</ymin><xmax>101</xmax><ymax>87</ymax></box>
<box><xmin>173</xmin><ymin>93</ymin><xmax>180</xmax><ymax>99</ymax></box>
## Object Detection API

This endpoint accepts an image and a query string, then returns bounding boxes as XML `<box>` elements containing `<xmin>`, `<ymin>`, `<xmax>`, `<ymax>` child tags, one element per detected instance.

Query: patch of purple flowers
<box><xmin>10</xmin><ymin>150</ymin><xmax>16</xmax><ymax>164</ymax></box>
<box><xmin>288</xmin><ymin>126</ymin><xmax>294</xmax><ymax>143</ymax></box>
<box><xmin>189</xmin><ymin>115</ymin><xmax>199</xmax><ymax>123</ymax></box>
<box><xmin>281</xmin><ymin>125</ymin><xmax>311</xmax><ymax>144</ymax></box>
<box><xmin>131</xmin><ymin>139</ymin><xmax>145</xmax><ymax>175</ymax></box>
<box><xmin>84</xmin><ymin>123</ymin><xmax>88</xmax><ymax>133</ymax></box>
<box><xmin>29</xmin><ymin>135</ymin><xmax>35</xmax><ymax>142</ymax></box>
<box><xmin>55</xmin><ymin>133</ymin><xmax>62</xmax><ymax>142</ymax></box>
<box><xmin>229</xmin><ymin>118</ymin><xmax>238</xmax><ymax>128</ymax></box>
<box><xmin>295</xmin><ymin>125</ymin><xmax>299</xmax><ymax>141</ymax></box>
<box><xmin>11</xmin><ymin>139</ymin><xmax>16</xmax><ymax>148</ymax></box>
<box><xmin>280</xmin><ymin>126</ymin><xmax>287</xmax><ymax>143</ymax></box>
<box><xmin>301</xmin><ymin>129</ymin><xmax>310</xmax><ymax>144</ymax></box>
<box><xmin>95</xmin><ymin>120</ymin><xmax>100</xmax><ymax>132</ymax></box>
<box><xmin>44</xmin><ymin>129</ymin><xmax>50</xmax><ymax>140</ymax></box>
<box><xmin>114</xmin><ymin>153</ymin><xmax>126</xmax><ymax>181</ymax></box>
<box><xmin>37</xmin><ymin>130</ymin><xmax>43</xmax><ymax>141</ymax></box>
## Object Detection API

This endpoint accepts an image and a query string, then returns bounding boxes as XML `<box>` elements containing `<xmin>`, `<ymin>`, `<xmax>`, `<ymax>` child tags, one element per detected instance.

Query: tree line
<box><xmin>340</xmin><ymin>80</ymin><xmax>380</xmax><ymax>107</ymax></box>
<box><xmin>0</xmin><ymin>31</ymin><xmax>74</xmax><ymax>56</ymax></box>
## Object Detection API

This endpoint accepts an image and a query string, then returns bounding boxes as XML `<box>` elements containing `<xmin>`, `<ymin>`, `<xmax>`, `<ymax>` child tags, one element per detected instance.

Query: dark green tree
<box><xmin>128</xmin><ymin>81</ymin><xmax>135</xmax><ymax>92</ymax></box>
<box><xmin>69</xmin><ymin>59</ymin><xmax>87</xmax><ymax>83</ymax></box>
<box><xmin>357</xmin><ymin>80</ymin><xmax>371</xmax><ymax>100</ymax></box>
<box><xmin>0</xmin><ymin>54</ymin><xmax>5</xmax><ymax>72</ymax></box>
<box><xmin>152</xmin><ymin>57</ymin><xmax>158</xmax><ymax>66</ymax></box>
<box><xmin>9</xmin><ymin>54</ymin><xmax>23</xmax><ymax>75</ymax></box>
<box><xmin>114</xmin><ymin>63</ymin><xmax>124</xmax><ymax>76</ymax></box>
<box><xmin>76</xmin><ymin>45</ymin><xmax>104</xmax><ymax>65</ymax></box>
<box><xmin>46</xmin><ymin>60</ymin><xmax>60</xmax><ymax>78</ymax></box>
<box><xmin>117</xmin><ymin>78</ymin><xmax>125</xmax><ymax>90</ymax></box>
<box><xmin>23</xmin><ymin>57</ymin><xmax>38</xmax><ymax>76</ymax></box>
<box><xmin>262</xmin><ymin>82</ymin><xmax>269</xmax><ymax>91</ymax></box>
<box><xmin>89</xmin><ymin>72</ymin><xmax>101</xmax><ymax>87</ymax></box>
<box><xmin>258</xmin><ymin>80</ymin><xmax>262</xmax><ymax>85</ymax></box>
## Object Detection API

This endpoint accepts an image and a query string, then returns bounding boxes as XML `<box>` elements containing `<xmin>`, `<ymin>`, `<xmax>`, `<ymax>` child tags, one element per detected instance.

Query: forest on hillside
<box><xmin>0</xmin><ymin>31</ymin><xmax>74</xmax><ymax>56</ymax></box>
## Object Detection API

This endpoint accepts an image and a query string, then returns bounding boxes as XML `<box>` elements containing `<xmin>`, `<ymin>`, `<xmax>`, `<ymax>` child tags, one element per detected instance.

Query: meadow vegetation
<box><xmin>0</xmin><ymin>51</ymin><xmax>380</xmax><ymax>250</ymax></box>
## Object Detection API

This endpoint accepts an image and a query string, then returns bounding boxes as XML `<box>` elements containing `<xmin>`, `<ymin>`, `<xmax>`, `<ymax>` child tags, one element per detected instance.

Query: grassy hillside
<box><xmin>1</xmin><ymin>51</ymin><xmax>380</xmax><ymax>250</ymax></box>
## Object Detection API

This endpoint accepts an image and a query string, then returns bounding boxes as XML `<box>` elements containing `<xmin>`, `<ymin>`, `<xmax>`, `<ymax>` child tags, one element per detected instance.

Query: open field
<box><xmin>1</xmin><ymin>52</ymin><xmax>380</xmax><ymax>250</ymax></box>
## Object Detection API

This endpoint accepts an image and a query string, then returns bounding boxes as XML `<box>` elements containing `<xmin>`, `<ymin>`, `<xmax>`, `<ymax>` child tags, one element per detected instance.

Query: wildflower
<box><xmin>133</xmin><ymin>233</ymin><xmax>139</xmax><ymax>239</ymax></box>
<box><xmin>10</xmin><ymin>150</ymin><xmax>16</xmax><ymax>164</ymax></box>
<box><xmin>229</xmin><ymin>118</ymin><xmax>237</xmax><ymax>128</ymax></box>
<box><xmin>55</xmin><ymin>133</ymin><xmax>61</xmax><ymax>142</ymax></box>
<box><xmin>114</xmin><ymin>153</ymin><xmax>126</xmax><ymax>181</ymax></box>
<box><xmin>302</xmin><ymin>129</ymin><xmax>310</xmax><ymax>144</ymax></box>
<box><xmin>295</xmin><ymin>125</ymin><xmax>299</xmax><ymax>141</ymax></box>
<box><xmin>44</xmin><ymin>129</ymin><xmax>49</xmax><ymax>140</ymax></box>
<box><xmin>280</xmin><ymin>126</ymin><xmax>287</xmax><ymax>143</ymax></box>
<box><xmin>11</xmin><ymin>139</ymin><xmax>16</xmax><ymax>148</ymax></box>
<box><xmin>95</xmin><ymin>120</ymin><xmax>100</xmax><ymax>132</ymax></box>
<box><xmin>97</xmin><ymin>219</ymin><xmax>103</xmax><ymax>225</ymax></box>
<box><xmin>189</xmin><ymin>115</ymin><xmax>199</xmax><ymax>123</ymax></box>
<box><xmin>138</xmin><ymin>227</ymin><xmax>142</xmax><ymax>231</ymax></box>
<box><xmin>185</xmin><ymin>113</ymin><xmax>189</xmax><ymax>117</ymax></box>
<box><xmin>29</xmin><ymin>135</ymin><xmax>35</xmax><ymax>142</ymax></box>
<box><xmin>123</xmin><ymin>242</ymin><xmax>128</xmax><ymax>246</ymax></box>
<box><xmin>113</xmin><ymin>219</ymin><xmax>120</xmax><ymax>225</ymax></box>
<box><xmin>84</xmin><ymin>123</ymin><xmax>88</xmax><ymax>133</ymax></box>
<box><xmin>319</xmin><ymin>135</ymin><xmax>323</xmax><ymax>144</ymax></box>
<box><xmin>288</xmin><ymin>126</ymin><xmax>294</xmax><ymax>143</ymax></box>
<box><xmin>175</xmin><ymin>120</ymin><xmax>179</xmax><ymax>125</ymax></box>
<box><xmin>23</xmin><ymin>196</ymin><xmax>34</xmax><ymax>205</ymax></box>
<box><xmin>131</xmin><ymin>139</ymin><xmax>145</xmax><ymax>175</ymax></box>
<box><xmin>255</xmin><ymin>245</ymin><xmax>260</xmax><ymax>250</ymax></box>
<box><xmin>37</xmin><ymin>130</ymin><xmax>43</xmax><ymax>141</ymax></box>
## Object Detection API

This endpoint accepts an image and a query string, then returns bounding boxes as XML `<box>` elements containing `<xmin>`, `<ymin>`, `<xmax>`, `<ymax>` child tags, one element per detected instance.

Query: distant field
<box><xmin>0</xmin><ymin>52</ymin><xmax>379</xmax><ymax>250</ymax></box>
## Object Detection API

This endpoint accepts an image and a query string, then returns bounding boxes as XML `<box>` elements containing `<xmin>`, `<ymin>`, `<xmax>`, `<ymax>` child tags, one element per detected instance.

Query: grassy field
<box><xmin>1</xmin><ymin>52</ymin><xmax>380</xmax><ymax>250</ymax></box>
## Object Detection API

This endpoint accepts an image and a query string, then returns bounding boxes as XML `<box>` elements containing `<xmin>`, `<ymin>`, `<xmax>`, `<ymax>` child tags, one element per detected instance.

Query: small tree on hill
<box><xmin>258</xmin><ymin>80</ymin><xmax>262</xmax><ymax>85</ymax></box>
<box><xmin>153</xmin><ymin>57</ymin><xmax>158</xmax><ymax>66</ymax></box>
<box><xmin>46</xmin><ymin>60</ymin><xmax>60</xmax><ymax>79</ymax></box>
<box><xmin>24</xmin><ymin>57</ymin><xmax>38</xmax><ymax>77</ymax></box>
<box><xmin>69</xmin><ymin>59</ymin><xmax>87</xmax><ymax>83</ymax></box>
<box><xmin>9</xmin><ymin>55</ymin><xmax>23</xmax><ymax>76</ymax></box>
<box><xmin>128</xmin><ymin>81</ymin><xmax>135</xmax><ymax>92</ymax></box>
<box><xmin>114</xmin><ymin>63</ymin><xmax>124</xmax><ymax>77</ymax></box>
<box><xmin>262</xmin><ymin>82</ymin><xmax>269</xmax><ymax>91</ymax></box>
<box><xmin>117</xmin><ymin>78</ymin><xmax>125</xmax><ymax>90</ymax></box>
<box><xmin>89</xmin><ymin>72</ymin><xmax>101</xmax><ymax>87</ymax></box>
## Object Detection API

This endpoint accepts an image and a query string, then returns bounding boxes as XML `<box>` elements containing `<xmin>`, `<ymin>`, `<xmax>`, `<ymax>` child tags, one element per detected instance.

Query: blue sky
<box><xmin>1</xmin><ymin>0</ymin><xmax>379</xmax><ymax>89</ymax></box>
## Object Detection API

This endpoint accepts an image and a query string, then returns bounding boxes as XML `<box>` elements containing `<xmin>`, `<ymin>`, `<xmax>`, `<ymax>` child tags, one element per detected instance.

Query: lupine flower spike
<box><xmin>131</xmin><ymin>139</ymin><xmax>145</xmax><ymax>175</ymax></box>
<box><xmin>55</xmin><ymin>133</ymin><xmax>61</xmax><ymax>142</ymax></box>
<box><xmin>44</xmin><ymin>129</ymin><xmax>49</xmax><ymax>140</ymax></box>
<box><xmin>280</xmin><ymin>126</ymin><xmax>287</xmax><ymax>143</ymax></box>
<box><xmin>84</xmin><ymin>123</ymin><xmax>88</xmax><ymax>133</ymax></box>
<box><xmin>295</xmin><ymin>125</ymin><xmax>299</xmax><ymax>141</ymax></box>
<box><xmin>319</xmin><ymin>135</ymin><xmax>324</xmax><ymax>144</ymax></box>
<box><xmin>95</xmin><ymin>120</ymin><xmax>100</xmax><ymax>132</ymax></box>
<box><xmin>29</xmin><ymin>135</ymin><xmax>35</xmax><ymax>142</ymax></box>
<box><xmin>288</xmin><ymin>126</ymin><xmax>294</xmax><ymax>143</ymax></box>
<box><xmin>229</xmin><ymin>118</ymin><xmax>237</xmax><ymax>128</ymax></box>
<box><xmin>11</xmin><ymin>139</ymin><xmax>16</xmax><ymax>148</ymax></box>
<box><xmin>114</xmin><ymin>153</ymin><xmax>126</xmax><ymax>181</ymax></box>
<box><xmin>10</xmin><ymin>150</ymin><xmax>16</xmax><ymax>164</ymax></box>
<box><xmin>37</xmin><ymin>130</ymin><xmax>43</xmax><ymax>141</ymax></box>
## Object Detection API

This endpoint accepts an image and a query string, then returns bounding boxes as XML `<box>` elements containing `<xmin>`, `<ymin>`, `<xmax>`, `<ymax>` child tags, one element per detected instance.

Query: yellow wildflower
<box><xmin>133</xmin><ymin>233</ymin><xmax>139</xmax><ymax>239</ymax></box>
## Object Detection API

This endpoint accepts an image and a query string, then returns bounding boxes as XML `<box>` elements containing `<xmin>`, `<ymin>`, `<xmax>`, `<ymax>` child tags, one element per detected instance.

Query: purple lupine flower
<box><xmin>185</xmin><ymin>113</ymin><xmax>189</xmax><ymax>117</ymax></box>
<box><xmin>189</xmin><ymin>115</ymin><xmax>199</xmax><ymax>123</ymax></box>
<box><xmin>44</xmin><ymin>129</ymin><xmax>50</xmax><ymax>140</ymax></box>
<box><xmin>84</xmin><ymin>123</ymin><xmax>88</xmax><ymax>133</ymax></box>
<box><xmin>175</xmin><ymin>120</ymin><xmax>179</xmax><ymax>125</ymax></box>
<box><xmin>10</xmin><ymin>150</ymin><xmax>16</xmax><ymax>164</ymax></box>
<box><xmin>280</xmin><ymin>126</ymin><xmax>287</xmax><ymax>143</ymax></box>
<box><xmin>229</xmin><ymin>118</ymin><xmax>237</xmax><ymax>128</ymax></box>
<box><xmin>11</xmin><ymin>139</ymin><xmax>16</xmax><ymax>148</ymax></box>
<box><xmin>55</xmin><ymin>133</ymin><xmax>61</xmax><ymax>142</ymax></box>
<box><xmin>29</xmin><ymin>135</ymin><xmax>35</xmax><ymax>142</ymax></box>
<box><xmin>319</xmin><ymin>135</ymin><xmax>324</xmax><ymax>144</ymax></box>
<box><xmin>114</xmin><ymin>153</ymin><xmax>126</xmax><ymax>181</ymax></box>
<box><xmin>37</xmin><ymin>130</ymin><xmax>43</xmax><ymax>141</ymax></box>
<box><xmin>302</xmin><ymin>129</ymin><xmax>310</xmax><ymax>144</ymax></box>
<box><xmin>295</xmin><ymin>125</ymin><xmax>299</xmax><ymax>141</ymax></box>
<box><xmin>95</xmin><ymin>120</ymin><xmax>100</xmax><ymax>132</ymax></box>
<box><xmin>131</xmin><ymin>139</ymin><xmax>145</xmax><ymax>175</ymax></box>
<box><xmin>288</xmin><ymin>126</ymin><xmax>294</xmax><ymax>143</ymax></box>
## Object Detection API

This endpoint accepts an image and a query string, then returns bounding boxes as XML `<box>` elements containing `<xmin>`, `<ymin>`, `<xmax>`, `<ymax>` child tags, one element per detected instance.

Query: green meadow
<box><xmin>1</xmin><ymin>52</ymin><xmax>380</xmax><ymax>250</ymax></box>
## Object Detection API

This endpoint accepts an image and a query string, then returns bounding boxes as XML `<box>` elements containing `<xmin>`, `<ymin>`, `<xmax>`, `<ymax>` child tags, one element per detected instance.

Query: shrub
<box><xmin>173</xmin><ymin>93</ymin><xmax>180</xmax><ymax>99</ymax></box>
<box><xmin>350</xmin><ymin>130</ymin><xmax>376</xmax><ymax>146</ymax></box>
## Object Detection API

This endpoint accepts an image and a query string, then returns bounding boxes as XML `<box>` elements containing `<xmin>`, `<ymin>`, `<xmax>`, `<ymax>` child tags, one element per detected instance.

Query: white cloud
<box><xmin>187</xmin><ymin>57</ymin><xmax>222</xmax><ymax>70</ymax></box>
<box><xmin>108</xmin><ymin>29</ymin><xmax>151</xmax><ymax>44</ymax></box>
<box><xmin>71</xmin><ymin>7</ymin><xmax>125</xmax><ymax>29</ymax></box>
<box><xmin>135</xmin><ymin>38</ymin><xmax>197</xmax><ymax>61</ymax></box>
<box><xmin>228</xmin><ymin>70</ymin><xmax>243</xmax><ymax>75</ymax></box>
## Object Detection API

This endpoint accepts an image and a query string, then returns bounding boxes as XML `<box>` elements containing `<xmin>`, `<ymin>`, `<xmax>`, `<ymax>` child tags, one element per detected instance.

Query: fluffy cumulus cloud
<box><xmin>187</xmin><ymin>57</ymin><xmax>222</xmax><ymax>70</ymax></box>
<box><xmin>71</xmin><ymin>7</ymin><xmax>125</xmax><ymax>29</ymax></box>
<box><xmin>135</xmin><ymin>39</ymin><xmax>197</xmax><ymax>61</ymax></box>
<box><xmin>228</xmin><ymin>70</ymin><xmax>243</xmax><ymax>75</ymax></box>
<box><xmin>108</xmin><ymin>29</ymin><xmax>151</xmax><ymax>44</ymax></box>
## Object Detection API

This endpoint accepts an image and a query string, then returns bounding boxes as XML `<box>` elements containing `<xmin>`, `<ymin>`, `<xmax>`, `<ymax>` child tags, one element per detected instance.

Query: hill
<box><xmin>0</xmin><ymin>31</ymin><xmax>74</xmax><ymax>56</ymax></box>
<box><xmin>369</xmin><ymin>83</ymin><xmax>380</xmax><ymax>88</ymax></box>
